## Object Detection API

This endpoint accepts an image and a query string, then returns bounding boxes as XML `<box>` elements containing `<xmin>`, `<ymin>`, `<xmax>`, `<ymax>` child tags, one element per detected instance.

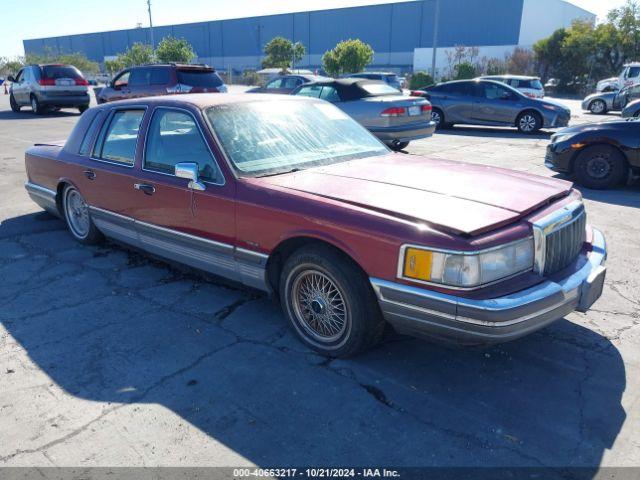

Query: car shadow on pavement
<box><xmin>436</xmin><ymin>126</ymin><xmax>553</xmax><ymax>140</ymax></box>
<box><xmin>0</xmin><ymin>212</ymin><xmax>627</xmax><ymax>472</ymax></box>
<box><xmin>0</xmin><ymin>109</ymin><xmax>80</xmax><ymax>120</ymax></box>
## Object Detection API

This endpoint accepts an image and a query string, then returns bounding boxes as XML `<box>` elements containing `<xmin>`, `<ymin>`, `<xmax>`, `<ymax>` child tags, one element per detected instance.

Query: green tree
<box><xmin>155</xmin><ymin>36</ymin><xmax>197</xmax><ymax>63</ymax></box>
<box><xmin>608</xmin><ymin>0</ymin><xmax>640</xmax><ymax>63</ymax></box>
<box><xmin>261</xmin><ymin>37</ymin><xmax>306</xmax><ymax>71</ymax></box>
<box><xmin>0</xmin><ymin>57</ymin><xmax>25</xmax><ymax>76</ymax></box>
<box><xmin>533</xmin><ymin>28</ymin><xmax>567</xmax><ymax>80</ymax></box>
<box><xmin>409</xmin><ymin>71</ymin><xmax>434</xmax><ymax>90</ymax></box>
<box><xmin>104</xmin><ymin>58</ymin><xmax>126</xmax><ymax>75</ymax></box>
<box><xmin>454</xmin><ymin>61</ymin><xmax>477</xmax><ymax>80</ymax></box>
<box><xmin>322</xmin><ymin>39</ymin><xmax>374</xmax><ymax>77</ymax></box>
<box><xmin>118</xmin><ymin>42</ymin><xmax>155</xmax><ymax>68</ymax></box>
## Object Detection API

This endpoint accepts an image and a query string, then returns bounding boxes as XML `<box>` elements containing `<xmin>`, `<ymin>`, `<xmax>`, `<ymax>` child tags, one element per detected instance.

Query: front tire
<box><xmin>589</xmin><ymin>99</ymin><xmax>607</xmax><ymax>115</ymax></box>
<box><xmin>280</xmin><ymin>245</ymin><xmax>385</xmax><ymax>358</ymax></box>
<box><xmin>574</xmin><ymin>145</ymin><xmax>627</xmax><ymax>190</ymax></box>
<box><xmin>78</xmin><ymin>105</ymin><xmax>89</xmax><ymax>114</ymax></box>
<box><xmin>62</xmin><ymin>185</ymin><xmax>103</xmax><ymax>244</ymax></box>
<box><xmin>9</xmin><ymin>93</ymin><xmax>20</xmax><ymax>112</ymax></box>
<box><xmin>516</xmin><ymin>111</ymin><xmax>542</xmax><ymax>134</ymax></box>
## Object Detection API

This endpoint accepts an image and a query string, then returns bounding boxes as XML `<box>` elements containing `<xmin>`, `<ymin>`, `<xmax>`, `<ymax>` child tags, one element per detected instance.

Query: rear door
<box><xmin>439</xmin><ymin>82</ymin><xmax>476</xmax><ymax>122</ymax></box>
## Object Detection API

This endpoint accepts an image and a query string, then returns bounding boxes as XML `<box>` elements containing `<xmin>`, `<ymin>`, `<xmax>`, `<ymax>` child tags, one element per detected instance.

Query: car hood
<box><xmin>258</xmin><ymin>154</ymin><xmax>573</xmax><ymax>236</ymax></box>
<box><xmin>555</xmin><ymin>118</ymin><xmax>640</xmax><ymax>135</ymax></box>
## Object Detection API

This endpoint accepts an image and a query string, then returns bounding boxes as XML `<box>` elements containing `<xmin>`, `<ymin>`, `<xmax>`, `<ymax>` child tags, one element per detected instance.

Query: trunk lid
<box><xmin>259</xmin><ymin>154</ymin><xmax>573</xmax><ymax>236</ymax></box>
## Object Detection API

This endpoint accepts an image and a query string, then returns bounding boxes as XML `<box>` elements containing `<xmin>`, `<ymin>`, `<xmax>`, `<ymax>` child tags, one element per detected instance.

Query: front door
<box><xmin>130</xmin><ymin>106</ymin><xmax>237</xmax><ymax>280</ymax></box>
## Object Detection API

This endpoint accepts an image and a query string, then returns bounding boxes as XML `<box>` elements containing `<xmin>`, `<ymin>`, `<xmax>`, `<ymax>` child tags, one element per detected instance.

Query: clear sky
<box><xmin>0</xmin><ymin>0</ymin><xmax>627</xmax><ymax>58</ymax></box>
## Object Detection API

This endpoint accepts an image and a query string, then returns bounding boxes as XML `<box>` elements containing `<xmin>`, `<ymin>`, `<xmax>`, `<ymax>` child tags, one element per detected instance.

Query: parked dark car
<box><xmin>97</xmin><ymin>64</ymin><xmax>227</xmax><ymax>103</ymax></box>
<box><xmin>8</xmin><ymin>64</ymin><xmax>90</xmax><ymax>114</ymax></box>
<box><xmin>246</xmin><ymin>74</ymin><xmax>330</xmax><ymax>94</ymax></box>
<box><xmin>23</xmin><ymin>94</ymin><xmax>606</xmax><ymax>357</ymax></box>
<box><xmin>582</xmin><ymin>83</ymin><xmax>640</xmax><ymax>114</ymax></box>
<box><xmin>545</xmin><ymin>119</ymin><xmax>640</xmax><ymax>189</ymax></box>
<box><xmin>292</xmin><ymin>78</ymin><xmax>435</xmax><ymax>150</ymax></box>
<box><xmin>412</xmin><ymin>80</ymin><xmax>571</xmax><ymax>133</ymax></box>
<box><xmin>622</xmin><ymin>99</ymin><xmax>640</xmax><ymax>118</ymax></box>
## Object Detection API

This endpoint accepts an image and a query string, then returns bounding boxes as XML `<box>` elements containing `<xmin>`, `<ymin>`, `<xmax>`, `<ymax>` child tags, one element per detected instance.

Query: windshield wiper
<box><xmin>256</xmin><ymin>168</ymin><xmax>302</xmax><ymax>178</ymax></box>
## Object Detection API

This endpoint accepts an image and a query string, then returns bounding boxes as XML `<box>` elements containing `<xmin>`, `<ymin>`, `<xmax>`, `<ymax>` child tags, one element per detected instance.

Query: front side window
<box><xmin>93</xmin><ymin>109</ymin><xmax>144</xmax><ymax>165</ymax></box>
<box><xmin>320</xmin><ymin>86</ymin><xmax>341</xmax><ymax>103</ymax></box>
<box><xmin>282</xmin><ymin>77</ymin><xmax>302</xmax><ymax>89</ymax></box>
<box><xmin>206</xmin><ymin>100</ymin><xmax>388</xmax><ymax>177</ymax></box>
<box><xmin>296</xmin><ymin>85</ymin><xmax>323</xmax><ymax>98</ymax></box>
<box><xmin>15</xmin><ymin>69</ymin><xmax>24</xmax><ymax>83</ymax></box>
<box><xmin>266</xmin><ymin>78</ymin><xmax>283</xmax><ymax>89</ymax></box>
<box><xmin>145</xmin><ymin>109</ymin><xmax>222</xmax><ymax>183</ymax></box>
<box><xmin>114</xmin><ymin>71</ymin><xmax>130</xmax><ymax>88</ymax></box>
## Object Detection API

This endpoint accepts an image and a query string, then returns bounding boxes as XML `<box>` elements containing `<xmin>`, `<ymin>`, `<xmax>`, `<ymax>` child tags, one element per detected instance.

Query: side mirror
<box><xmin>7</xmin><ymin>75</ymin><xmax>15</xmax><ymax>82</ymax></box>
<box><xmin>175</xmin><ymin>162</ymin><xmax>205</xmax><ymax>191</ymax></box>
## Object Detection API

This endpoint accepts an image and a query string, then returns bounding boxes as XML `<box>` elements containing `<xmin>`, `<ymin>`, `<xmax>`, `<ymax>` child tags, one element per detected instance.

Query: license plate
<box><xmin>55</xmin><ymin>79</ymin><xmax>73</xmax><ymax>86</ymax></box>
<box><xmin>408</xmin><ymin>105</ymin><xmax>421</xmax><ymax>116</ymax></box>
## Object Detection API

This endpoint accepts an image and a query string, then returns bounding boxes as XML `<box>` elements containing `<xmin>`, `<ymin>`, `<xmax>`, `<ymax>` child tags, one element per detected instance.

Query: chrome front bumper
<box><xmin>371</xmin><ymin>228</ymin><xmax>607</xmax><ymax>344</ymax></box>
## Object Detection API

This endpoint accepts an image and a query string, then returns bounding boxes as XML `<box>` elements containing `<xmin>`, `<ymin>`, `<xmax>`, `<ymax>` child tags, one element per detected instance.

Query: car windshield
<box><xmin>177</xmin><ymin>69</ymin><xmax>223</xmax><ymax>87</ymax></box>
<box><xmin>205</xmin><ymin>100</ymin><xmax>388</xmax><ymax>177</ymax></box>
<box><xmin>360</xmin><ymin>83</ymin><xmax>401</xmax><ymax>96</ymax></box>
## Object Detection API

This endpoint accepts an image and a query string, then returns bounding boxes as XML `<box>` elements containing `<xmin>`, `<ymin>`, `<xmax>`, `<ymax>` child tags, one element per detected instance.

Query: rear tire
<box><xmin>9</xmin><ymin>93</ymin><xmax>20</xmax><ymax>112</ymax></box>
<box><xmin>431</xmin><ymin>108</ymin><xmax>448</xmax><ymax>130</ymax></box>
<box><xmin>30</xmin><ymin>94</ymin><xmax>44</xmax><ymax>115</ymax></box>
<box><xmin>589</xmin><ymin>99</ymin><xmax>607</xmax><ymax>115</ymax></box>
<box><xmin>390</xmin><ymin>141</ymin><xmax>410</xmax><ymax>151</ymax></box>
<box><xmin>516</xmin><ymin>111</ymin><xmax>542</xmax><ymax>134</ymax></box>
<box><xmin>280</xmin><ymin>245</ymin><xmax>385</xmax><ymax>358</ymax></box>
<box><xmin>62</xmin><ymin>185</ymin><xmax>103</xmax><ymax>245</ymax></box>
<box><xmin>574</xmin><ymin>145</ymin><xmax>627</xmax><ymax>190</ymax></box>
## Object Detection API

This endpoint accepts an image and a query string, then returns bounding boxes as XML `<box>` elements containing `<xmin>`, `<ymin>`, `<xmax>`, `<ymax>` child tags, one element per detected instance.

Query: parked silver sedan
<box><xmin>582</xmin><ymin>83</ymin><xmax>640</xmax><ymax>114</ymax></box>
<box><xmin>291</xmin><ymin>79</ymin><xmax>435</xmax><ymax>150</ymax></box>
<box><xmin>622</xmin><ymin>99</ymin><xmax>640</xmax><ymax>118</ymax></box>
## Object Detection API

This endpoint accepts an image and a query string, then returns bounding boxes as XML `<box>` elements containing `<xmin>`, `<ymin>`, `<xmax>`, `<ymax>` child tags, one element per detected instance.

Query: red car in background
<box><xmin>97</xmin><ymin>63</ymin><xmax>227</xmax><ymax>103</ymax></box>
<box><xmin>24</xmin><ymin>94</ymin><xmax>606</xmax><ymax>357</ymax></box>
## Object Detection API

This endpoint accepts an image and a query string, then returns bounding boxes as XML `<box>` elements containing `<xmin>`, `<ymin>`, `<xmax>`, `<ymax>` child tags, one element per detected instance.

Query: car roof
<box><xmin>481</xmin><ymin>75</ymin><xmax>540</xmax><ymax>80</ymax></box>
<box><xmin>94</xmin><ymin>93</ymin><xmax>319</xmax><ymax>111</ymax></box>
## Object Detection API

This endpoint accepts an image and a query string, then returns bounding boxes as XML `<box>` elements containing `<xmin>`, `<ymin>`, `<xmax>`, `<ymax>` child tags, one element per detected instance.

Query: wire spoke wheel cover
<box><xmin>291</xmin><ymin>269</ymin><xmax>349</xmax><ymax>343</ymax></box>
<box><xmin>65</xmin><ymin>188</ymin><xmax>90</xmax><ymax>239</ymax></box>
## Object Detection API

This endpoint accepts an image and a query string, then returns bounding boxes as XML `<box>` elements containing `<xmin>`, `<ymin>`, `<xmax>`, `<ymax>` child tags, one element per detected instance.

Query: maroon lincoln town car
<box><xmin>24</xmin><ymin>94</ymin><xmax>607</xmax><ymax>357</ymax></box>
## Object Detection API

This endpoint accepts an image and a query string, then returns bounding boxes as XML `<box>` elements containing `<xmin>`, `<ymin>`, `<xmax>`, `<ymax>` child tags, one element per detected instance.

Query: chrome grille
<box><xmin>544</xmin><ymin>209</ymin><xmax>586</xmax><ymax>275</ymax></box>
<box><xmin>532</xmin><ymin>201</ymin><xmax>587</xmax><ymax>277</ymax></box>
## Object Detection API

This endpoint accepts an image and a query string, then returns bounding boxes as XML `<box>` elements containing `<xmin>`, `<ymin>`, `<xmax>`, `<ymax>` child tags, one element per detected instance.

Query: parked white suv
<box><xmin>8</xmin><ymin>64</ymin><xmax>90</xmax><ymax>115</ymax></box>
<box><xmin>596</xmin><ymin>63</ymin><xmax>640</xmax><ymax>92</ymax></box>
<box><xmin>480</xmin><ymin>75</ymin><xmax>545</xmax><ymax>99</ymax></box>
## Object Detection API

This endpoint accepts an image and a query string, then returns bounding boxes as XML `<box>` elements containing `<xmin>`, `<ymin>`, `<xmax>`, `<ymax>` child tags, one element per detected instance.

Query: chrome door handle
<box><xmin>84</xmin><ymin>170</ymin><xmax>96</xmax><ymax>180</ymax></box>
<box><xmin>134</xmin><ymin>183</ymin><xmax>155</xmax><ymax>195</ymax></box>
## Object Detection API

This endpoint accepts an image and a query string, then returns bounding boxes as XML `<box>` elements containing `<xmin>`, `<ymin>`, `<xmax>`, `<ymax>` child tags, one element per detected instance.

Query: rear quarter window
<box><xmin>177</xmin><ymin>70</ymin><xmax>223</xmax><ymax>87</ymax></box>
<box><xmin>92</xmin><ymin>109</ymin><xmax>145</xmax><ymax>165</ymax></box>
<box><xmin>78</xmin><ymin>112</ymin><xmax>104</xmax><ymax>156</ymax></box>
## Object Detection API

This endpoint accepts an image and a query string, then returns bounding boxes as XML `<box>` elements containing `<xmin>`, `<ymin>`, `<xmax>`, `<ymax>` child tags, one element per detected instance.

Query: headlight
<box><xmin>400</xmin><ymin>238</ymin><xmax>534</xmax><ymax>288</ymax></box>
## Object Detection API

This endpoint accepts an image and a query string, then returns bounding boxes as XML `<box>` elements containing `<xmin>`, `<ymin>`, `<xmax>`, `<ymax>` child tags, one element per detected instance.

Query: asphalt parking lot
<box><xmin>1</xmin><ymin>93</ymin><xmax>639</xmax><ymax>471</ymax></box>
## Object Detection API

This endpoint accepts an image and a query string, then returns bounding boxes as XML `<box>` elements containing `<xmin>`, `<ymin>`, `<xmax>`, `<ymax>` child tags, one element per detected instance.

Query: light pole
<box><xmin>147</xmin><ymin>0</ymin><xmax>155</xmax><ymax>50</ymax></box>
<box><xmin>431</xmin><ymin>0</ymin><xmax>440</xmax><ymax>80</ymax></box>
